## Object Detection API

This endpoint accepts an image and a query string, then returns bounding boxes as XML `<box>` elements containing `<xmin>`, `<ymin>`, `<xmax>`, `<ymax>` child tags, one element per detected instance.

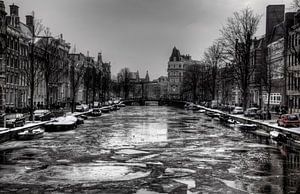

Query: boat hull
<box><xmin>44</xmin><ymin>123</ymin><xmax>76</xmax><ymax>132</ymax></box>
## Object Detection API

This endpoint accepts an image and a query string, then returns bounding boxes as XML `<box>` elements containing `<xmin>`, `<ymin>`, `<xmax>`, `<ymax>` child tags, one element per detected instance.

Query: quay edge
<box><xmin>0</xmin><ymin>110</ymin><xmax>91</xmax><ymax>144</ymax></box>
<box><xmin>198</xmin><ymin>106</ymin><xmax>300</xmax><ymax>141</ymax></box>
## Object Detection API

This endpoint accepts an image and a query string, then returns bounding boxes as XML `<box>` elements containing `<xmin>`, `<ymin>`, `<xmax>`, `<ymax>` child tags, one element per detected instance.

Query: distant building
<box><xmin>0</xmin><ymin>1</ymin><xmax>6</xmax><ymax>112</ymax></box>
<box><xmin>265</xmin><ymin>37</ymin><xmax>284</xmax><ymax>108</ymax></box>
<box><xmin>249</xmin><ymin>37</ymin><xmax>265</xmax><ymax>108</ymax></box>
<box><xmin>157</xmin><ymin>76</ymin><xmax>168</xmax><ymax>99</ymax></box>
<box><xmin>33</xmin><ymin>35</ymin><xmax>71</xmax><ymax>108</ymax></box>
<box><xmin>167</xmin><ymin>47</ymin><xmax>194</xmax><ymax>99</ymax></box>
<box><xmin>5</xmin><ymin>4</ymin><xmax>29</xmax><ymax>109</ymax></box>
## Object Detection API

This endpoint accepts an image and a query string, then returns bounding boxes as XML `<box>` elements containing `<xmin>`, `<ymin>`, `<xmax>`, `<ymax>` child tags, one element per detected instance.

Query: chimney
<box><xmin>26</xmin><ymin>15</ymin><xmax>34</xmax><ymax>32</ymax></box>
<box><xmin>285</xmin><ymin>12</ymin><xmax>296</xmax><ymax>30</ymax></box>
<box><xmin>98</xmin><ymin>52</ymin><xmax>102</xmax><ymax>63</ymax></box>
<box><xmin>266</xmin><ymin>5</ymin><xmax>285</xmax><ymax>41</ymax></box>
<box><xmin>294</xmin><ymin>10</ymin><xmax>300</xmax><ymax>25</ymax></box>
<box><xmin>9</xmin><ymin>4</ymin><xmax>18</xmax><ymax>16</ymax></box>
<box><xmin>0</xmin><ymin>1</ymin><xmax>6</xmax><ymax>15</ymax></box>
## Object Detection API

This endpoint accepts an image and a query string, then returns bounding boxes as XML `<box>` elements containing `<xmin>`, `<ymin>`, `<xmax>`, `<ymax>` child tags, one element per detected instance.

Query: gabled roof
<box><xmin>269</xmin><ymin>22</ymin><xmax>284</xmax><ymax>43</ymax></box>
<box><xmin>169</xmin><ymin>47</ymin><xmax>181</xmax><ymax>61</ymax></box>
<box><xmin>19</xmin><ymin>22</ymin><xmax>32</xmax><ymax>40</ymax></box>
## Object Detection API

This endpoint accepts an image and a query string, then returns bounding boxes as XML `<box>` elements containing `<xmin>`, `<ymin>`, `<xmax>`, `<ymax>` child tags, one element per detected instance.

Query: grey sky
<box><xmin>5</xmin><ymin>0</ymin><xmax>291</xmax><ymax>79</ymax></box>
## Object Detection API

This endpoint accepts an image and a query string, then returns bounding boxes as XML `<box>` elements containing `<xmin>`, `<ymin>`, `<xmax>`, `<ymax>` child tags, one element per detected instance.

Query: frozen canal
<box><xmin>0</xmin><ymin>106</ymin><xmax>300</xmax><ymax>193</ymax></box>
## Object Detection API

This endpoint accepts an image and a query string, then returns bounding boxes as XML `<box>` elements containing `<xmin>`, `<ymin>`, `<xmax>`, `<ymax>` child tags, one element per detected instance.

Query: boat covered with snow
<box><xmin>17</xmin><ymin>127</ymin><xmax>44</xmax><ymax>140</ymax></box>
<box><xmin>237</xmin><ymin>123</ymin><xmax>257</xmax><ymax>131</ymax></box>
<box><xmin>44</xmin><ymin>115</ymin><xmax>78</xmax><ymax>132</ymax></box>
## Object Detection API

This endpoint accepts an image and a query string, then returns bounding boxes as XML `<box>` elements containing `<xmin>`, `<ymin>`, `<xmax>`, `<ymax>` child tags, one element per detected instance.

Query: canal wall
<box><xmin>0</xmin><ymin>111</ymin><xmax>91</xmax><ymax>144</ymax></box>
<box><xmin>199</xmin><ymin>106</ymin><xmax>300</xmax><ymax>141</ymax></box>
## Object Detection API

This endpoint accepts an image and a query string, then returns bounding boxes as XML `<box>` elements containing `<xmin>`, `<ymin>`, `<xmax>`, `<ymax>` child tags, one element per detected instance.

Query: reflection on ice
<box><xmin>104</xmin><ymin>122</ymin><xmax>168</xmax><ymax>147</ymax></box>
<box><xmin>45</xmin><ymin>164</ymin><xmax>151</xmax><ymax>183</ymax></box>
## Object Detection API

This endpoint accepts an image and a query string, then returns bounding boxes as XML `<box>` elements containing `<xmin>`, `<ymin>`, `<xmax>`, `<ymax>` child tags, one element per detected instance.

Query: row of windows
<box><xmin>6</xmin><ymin>57</ymin><xmax>29</xmax><ymax>69</ymax></box>
<box><xmin>6</xmin><ymin>73</ymin><xmax>26</xmax><ymax>86</ymax></box>
<box><xmin>168</xmin><ymin>64</ymin><xmax>186</xmax><ymax>69</ymax></box>
<box><xmin>289</xmin><ymin>96</ymin><xmax>300</xmax><ymax>109</ymax></box>
<box><xmin>8</xmin><ymin>37</ymin><xmax>19</xmax><ymax>51</ymax></box>
<box><xmin>169</xmin><ymin>78</ymin><xmax>182</xmax><ymax>83</ymax></box>
<box><xmin>288</xmin><ymin>53</ymin><xmax>297</xmax><ymax>67</ymax></box>
<box><xmin>19</xmin><ymin>46</ymin><xmax>28</xmax><ymax>57</ymax></box>
<box><xmin>168</xmin><ymin>71</ymin><xmax>182</xmax><ymax>76</ymax></box>
<box><xmin>288</xmin><ymin>73</ymin><xmax>300</xmax><ymax>91</ymax></box>
<box><xmin>5</xmin><ymin>89</ymin><xmax>27</xmax><ymax>106</ymax></box>
<box><xmin>289</xmin><ymin>33</ymin><xmax>300</xmax><ymax>48</ymax></box>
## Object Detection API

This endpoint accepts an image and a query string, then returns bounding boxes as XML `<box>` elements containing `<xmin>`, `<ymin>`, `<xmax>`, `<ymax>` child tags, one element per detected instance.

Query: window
<box><xmin>264</xmin><ymin>93</ymin><xmax>282</xmax><ymax>105</ymax></box>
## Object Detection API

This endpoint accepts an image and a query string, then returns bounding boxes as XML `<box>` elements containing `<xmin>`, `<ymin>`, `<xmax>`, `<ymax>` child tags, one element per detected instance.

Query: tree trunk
<box><xmin>30</xmin><ymin>43</ymin><xmax>34</xmax><ymax>121</ymax></box>
<box><xmin>45</xmin><ymin>76</ymin><xmax>50</xmax><ymax>109</ymax></box>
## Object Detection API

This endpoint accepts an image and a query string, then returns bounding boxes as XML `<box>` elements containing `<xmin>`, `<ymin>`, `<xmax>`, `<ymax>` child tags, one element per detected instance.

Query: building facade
<box><xmin>287</xmin><ymin>11</ymin><xmax>300</xmax><ymax>113</ymax></box>
<box><xmin>167</xmin><ymin>47</ymin><xmax>193</xmax><ymax>99</ymax></box>
<box><xmin>5</xmin><ymin>4</ymin><xmax>29</xmax><ymax>110</ymax></box>
<box><xmin>0</xmin><ymin>1</ymin><xmax>6</xmax><ymax>112</ymax></box>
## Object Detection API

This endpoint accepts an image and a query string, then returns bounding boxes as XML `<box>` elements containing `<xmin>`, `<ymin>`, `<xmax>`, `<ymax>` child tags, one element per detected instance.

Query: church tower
<box><xmin>145</xmin><ymin>71</ymin><xmax>150</xmax><ymax>82</ymax></box>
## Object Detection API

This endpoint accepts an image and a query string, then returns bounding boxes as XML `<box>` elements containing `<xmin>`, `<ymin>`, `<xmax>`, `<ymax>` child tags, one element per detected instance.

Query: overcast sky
<box><xmin>5</xmin><ymin>0</ymin><xmax>292</xmax><ymax>79</ymax></box>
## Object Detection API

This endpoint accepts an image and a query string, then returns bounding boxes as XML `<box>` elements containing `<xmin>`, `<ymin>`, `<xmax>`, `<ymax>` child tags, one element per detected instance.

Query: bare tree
<box><xmin>291</xmin><ymin>0</ymin><xmax>300</xmax><ymax>9</ymax></box>
<box><xmin>181</xmin><ymin>63</ymin><xmax>203</xmax><ymax>103</ymax></box>
<box><xmin>25</xmin><ymin>15</ymin><xmax>45</xmax><ymax>120</ymax></box>
<box><xmin>118</xmin><ymin>68</ymin><xmax>132</xmax><ymax>99</ymax></box>
<box><xmin>37</xmin><ymin>33</ymin><xmax>70</xmax><ymax>109</ymax></box>
<box><xmin>204</xmin><ymin>40</ymin><xmax>224</xmax><ymax>101</ymax></box>
<box><xmin>101</xmin><ymin>63</ymin><xmax>111</xmax><ymax>101</ymax></box>
<box><xmin>84</xmin><ymin>63</ymin><xmax>93</xmax><ymax>105</ymax></box>
<box><xmin>70</xmin><ymin>54</ymin><xmax>86</xmax><ymax>112</ymax></box>
<box><xmin>220</xmin><ymin>7</ymin><xmax>261</xmax><ymax>110</ymax></box>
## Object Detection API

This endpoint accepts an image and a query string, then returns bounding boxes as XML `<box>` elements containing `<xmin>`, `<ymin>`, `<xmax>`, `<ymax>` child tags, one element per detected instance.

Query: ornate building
<box><xmin>0</xmin><ymin>1</ymin><xmax>6</xmax><ymax>112</ymax></box>
<box><xmin>167</xmin><ymin>47</ymin><xmax>193</xmax><ymax>99</ymax></box>
<box><xmin>5</xmin><ymin>4</ymin><xmax>29</xmax><ymax>109</ymax></box>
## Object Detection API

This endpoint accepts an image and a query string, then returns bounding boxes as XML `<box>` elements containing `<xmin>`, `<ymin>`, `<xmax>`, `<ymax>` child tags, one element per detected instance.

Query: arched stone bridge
<box><xmin>121</xmin><ymin>98</ymin><xmax>187</xmax><ymax>108</ymax></box>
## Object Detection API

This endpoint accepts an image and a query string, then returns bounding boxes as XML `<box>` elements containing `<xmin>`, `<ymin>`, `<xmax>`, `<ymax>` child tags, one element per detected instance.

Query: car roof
<box><xmin>247</xmin><ymin>107</ymin><xmax>258</xmax><ymax>110</ymax></box>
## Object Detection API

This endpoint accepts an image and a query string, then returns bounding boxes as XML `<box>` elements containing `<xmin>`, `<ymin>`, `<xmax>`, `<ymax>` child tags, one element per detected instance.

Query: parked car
<box><xmin>6</xmin><ymin>113</ymin><xmax>26</xmax><ymax>128</ymax></box>
<box><xmin>254</xmin><ymin>110</ymin><xmax>268</xmax><ymax>120</ymax></box>
<box><xmin>93</xmin><ymin>102</ymin><xmax>101</xmax><ymax>108</ymax></box>
<box><xmin>244</xmin><ymin>107</ymin><xmax>259</xmax><ymax>117</ymax></box>
<box><xmin>232</xmin><ymin>107</ymin><xmax>244</xmax><ymax>114</ymax></box>
<box><xmin>211</xmin><ymin>100</ymin><xmax>218</xmax><ymax>109</ymax></box>
<box><xmin>277</xmin><ymin>114</ymin><xmax>300</xmax><ymax>128</ymax></box>
<box><xmin>34</xmin><ymin>109</ymin><xmax>52</xmax><ymax>121</ymax></box>
<box><xmin>75</xmin><ymin>104</ymin><xmax>89</xmax><ymax>112</ymax></box>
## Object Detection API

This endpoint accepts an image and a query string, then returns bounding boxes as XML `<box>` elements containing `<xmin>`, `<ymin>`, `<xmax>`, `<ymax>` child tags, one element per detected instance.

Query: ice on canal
<box><xmin>0</xmin><ymin>106</ymin><xmax>300</xmax><ymax>193</ymax></box>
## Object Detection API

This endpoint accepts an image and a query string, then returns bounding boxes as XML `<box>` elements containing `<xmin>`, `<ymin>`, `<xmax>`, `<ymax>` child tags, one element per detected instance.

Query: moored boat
<box><xmin>44</xmin><ymin>115</ymin><xmax>77</xmax><ymax>132</ymax></box>
<box><xmin>76</xmin><ymin>117</ymin><xmax>84</xmax><ymax>124</ymax></box>
<box><xmin>117</xmin><ymin>103</ymin><xmax>126</xmax><ymax>107</ymax></box>
<box><xmin>88</xmin><ymin>108</ymin><xmax>102</xmax><ymax>117</ymax></box>
<box><xmin>79</xmin><ymin>115</ymin><xmax>88</xmax><ymax>120</ymax></box>
<box><xmin>237</xmin><ymin>123</ymin><xmax>257</xmax><ymax>131</ymax></box>
<box><xmin>17</xmin><ymin>127</ymin><xmax>44</xmax><ymax>140</ymax></box>
<box><xmin>197</xmin><ymin>109</ymin><xmax>205</xmax><ymax>113</ymax></box>
<box><xmin>270</xmin><ymin>131</ymin><xmax>288</xmax><ymax>144</ymax></box>
<box><xmin>100</xmin><ymin>106</ymin><xmax>111</xmax><ymax>113</ymax></box>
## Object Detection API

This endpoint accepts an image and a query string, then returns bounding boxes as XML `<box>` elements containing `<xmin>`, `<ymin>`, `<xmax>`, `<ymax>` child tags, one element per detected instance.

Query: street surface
<box><xmin>0</xmin><ymin>106</ymin><xmax>299</xmax><ymax>193</ymax></box>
